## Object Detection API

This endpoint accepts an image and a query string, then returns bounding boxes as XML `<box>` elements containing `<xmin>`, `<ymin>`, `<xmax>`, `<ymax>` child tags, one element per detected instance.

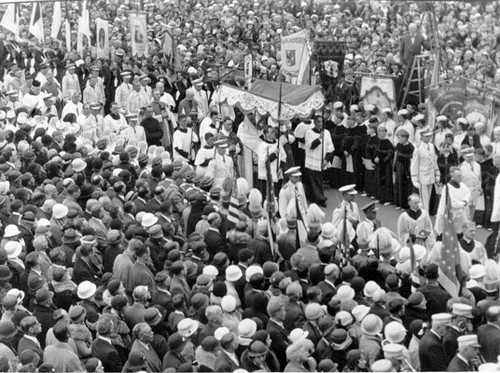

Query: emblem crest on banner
<box><xmin>322</xmin><ymin>60</ymin><xmax>339</xmax><ymax>78</ymax></box>
<box><xmin>286</xmin><ymin>50</ymin><xmax>296</xmax><ymax>67</ymax></box>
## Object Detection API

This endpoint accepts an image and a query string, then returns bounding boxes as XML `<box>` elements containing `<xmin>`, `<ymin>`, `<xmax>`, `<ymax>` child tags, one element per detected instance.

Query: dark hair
<box><xmin>307</xmin><ymin>230</ymin><xmax>321</xmax><ymax>243</ymax></box>
<box><xmin>238</xmin><ymin>248</ymin><xmax>253</xmax><ymax>263</ymax></box>
<box><xmin>80</xmin><ymin>244</ymin><xmax>93</xmax><ymax>257</ymax></box>
<box><xmin>424</xmin><ymin>263</ymin><xmax>439</xmax><ymax>280</ymax></box>
<box><xmin>53</xmin><ymin>320</ymin><xmax>69</xmax><ymax>343</ymax></box>
<box><xmin>134</xmin><ymin>243</ymin><xmax>148</xmax><ymax>258</ymax></box>
<box><xmin>62</xmin><ymin>113</ymin><xmax>77</xmax><ymax>123</ymax></box>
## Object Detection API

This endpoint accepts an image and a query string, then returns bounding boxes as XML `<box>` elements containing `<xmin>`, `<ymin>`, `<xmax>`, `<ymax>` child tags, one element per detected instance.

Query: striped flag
<box><xmin>227</xmin><ymin>177</ymin><xmax>239</xmax><ymax>227</ymax></box>
<box><xmin>438</xmin><ymin>185</ymin><xmax>461</xmax><ymax>297</ymax></box>
<box><xmin>29</xmin><ymin>2</ymin><xmax>44</xmax><ymax>43</ymax></box>
<box><xmin>51</xmin><ymin>2</ymin><xmax>62</xmax><ymax>40</ymax></box>
<box><xmin>1</xmin><ymin>4</ymin><xmax>19</xmax><ymax>36</ymax></box>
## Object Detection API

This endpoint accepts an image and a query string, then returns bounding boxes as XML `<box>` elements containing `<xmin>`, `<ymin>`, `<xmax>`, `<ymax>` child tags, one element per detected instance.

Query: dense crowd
<box><xmin>0</xmin><ymin>0</ymin><xmax>500</xmax><ymax>373</ymax></box>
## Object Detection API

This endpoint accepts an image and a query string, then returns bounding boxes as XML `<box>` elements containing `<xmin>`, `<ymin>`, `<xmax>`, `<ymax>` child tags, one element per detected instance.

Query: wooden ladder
<box><xmin>402</xmin><ymin>54</ymin><xmax>432</xmax><ymax>105</ymax></box>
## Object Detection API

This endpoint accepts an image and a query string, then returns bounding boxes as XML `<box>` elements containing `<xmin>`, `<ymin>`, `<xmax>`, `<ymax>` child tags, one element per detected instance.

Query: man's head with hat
<box><xmin>361</xmin><ymin>201</ymin><xmax>378</xmax><ymax>221</ymax></box>
<box><xmin>285</xmin><ymin>166</ymin><xmax>301</xmax><ymax>184</ymax></box>
<box><xmin>431</xmin><ymin>313</ymin><xmax>452</xmax><ymax>337</ymax></box>
<box><xmin>451</xmin><ymin>302</ymin><xmax>474</xmax><ymax>332</ymax></box>
<box><xmin>120</xmin><ymin>70</ymin><xmax>131</xmax><ymax>82</ymax></box>
<box><xmin>457</xmin><ymin>334</ymin><xmax>481</xmax><ymax>362</ymax></box>
<box><xmin>214</xmin><ymin>139</ymin><xmax>228</xmax><ymax>155</ymax></box>
<box><xmin>461</xmin><ymin>146</ymin><xmax>475</xmax><ymax>162</ymax></box>
<box><xmin>339</xmin><ymin>184</ymin><xmax>357</xmax><ymax>202</ymax></box>
<box><xmin>420</xmin><ymin>127</ymin><xmax>433</xmax><ymax>143</ymax></box>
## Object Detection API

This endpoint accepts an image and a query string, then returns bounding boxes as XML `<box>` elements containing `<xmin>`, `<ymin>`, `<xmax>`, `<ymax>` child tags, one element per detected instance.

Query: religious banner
<box><xmin>64</xmin><ymin>20</ymin><xmax>71</xmax><ymax>52</ymax></box>
<box><xmin>51</xmin><ymin>2</ymin><xmax>62</xmax><ymax>40</ymax></box>
<box><xmin>95</xmin><ymin>18</ymin><xmax>109</xmax><ymax>59</ymax></box>
<box><xmin>0</xmin><ymin>4</ymin><xmax>19</xmax><ymax>36</ymax></box>
<box><xmin>29</xmin><ymin>2</ymin><xmax>44</xmax><ymax>43</ymax></box>
<box><xmin>129</xmin><ymin>12</ymin><xmax>148</xmax><ymax>57</ymax></box>
<box><xmin>428</xmin><ymin>78</ymin><xmax>466</xmax><ymax>120</ymax></box>
<box><xmin>313</xmin><ymin>40</ymin><xmax>346</xmax><ymax>102</ymax></box>
<box><xmin>429</xmin><ymin>77</ymin><xmax>500</xmax><ymax>134</ymax></box>
<box><xmin>77</xmin><ymin>0</ymin><xmax>91</xmax><ymax>54</ymax></box>
<box><xmin>360</xmin><ymin>75</ymin><xmax>397</xmax><ymax>111</ymax></box>
<box><xmin>280</xmin><ymin>30</ymin><xmax>309</xmax><ymax>79</ymax></box>
<box><xmin>244</xmin><ymin>54</ymin><xmax>253</xmax><ymax>89</ymax></box>
<box><xmin>162</xmin><ymin>27</ymin><xmax>174</xmax><ymax>63</ymax></box>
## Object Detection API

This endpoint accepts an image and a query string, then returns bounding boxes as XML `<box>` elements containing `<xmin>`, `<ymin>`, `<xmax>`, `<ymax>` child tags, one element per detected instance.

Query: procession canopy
<box><xmin>216</xmin><ymin>79</ymin><xmax>325</xmax><ymax>121</ymax></box>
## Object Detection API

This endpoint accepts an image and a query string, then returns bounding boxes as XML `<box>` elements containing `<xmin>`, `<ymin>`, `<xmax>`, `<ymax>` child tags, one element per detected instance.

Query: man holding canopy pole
<box><xmin>305</xmin><ymin>114</ymin><xmax>334</xmax><ymax>207</ymax></box>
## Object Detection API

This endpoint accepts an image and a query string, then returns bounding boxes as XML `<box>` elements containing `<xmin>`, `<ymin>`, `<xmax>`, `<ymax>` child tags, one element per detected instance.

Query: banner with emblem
<box><xmin>313</xmin><ymin>40</ymin><xmax>346</xmax><ymax>103</ymax></box>
<box><xmin>95</xmin><ymin>18</ymin><xmax>109</xmax><ymax>59</ymax></box>
<box><xmin>429</xmin><ymin>77</ymin><xmax>500</xmax><ymax>134</ymax></box>
<box><xmin>244</xmin><ymin>54</ymin><xmax>253</xmax><ymax>89</ymax></box>
<box><xmin>162</xmin><ymin>26</ymin><xmax>174</xmax><ymax>63</ymax></box>
<box><xmin>280</xmin><ymin>30</ymin><xmax>309</xmax><ymax>80</ymax></box>
<box><xmin>129</xmin><ymin>12</ymin><xmax>148</xmax><ymax>57</ymax></box>
<box><xmin>360</xmin><ymin>75</ymin><xmax>397</xmax><ymax>111</ymax></box>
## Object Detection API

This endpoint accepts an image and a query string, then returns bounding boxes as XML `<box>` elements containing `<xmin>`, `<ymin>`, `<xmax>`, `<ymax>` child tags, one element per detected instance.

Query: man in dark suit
<box><xmin>419</xmin><ymin>264</ymin><xmax>452</xmax><ymax>320</ymax></box>
<box><xmin>72</xmin><ymin>239</ymin><xmax>102</xmax><ymax>286</ymax></box>
<box><xmin>128</xmin><ymin>243</ymin><xmax>155</xmax><ymax>293</ymax></box>
<box><xmin>145</xmin><ymin>186</ymin><xmax>164</xmax><ymax>213</ymax></box>
<box><xmin>267</xmin><ymin>298</ymin><xmax>290</xmax><ymax>370</ymax></box>
<box><xmin>369</xmin><ymin>289</ymin><xmax>390</xmax><ymax>320</ymax></box>
<box><xmin>317</xmin><ymin>263</ymin><xmax>339</xmax><ymax>305</ymax></box>
<box><xmin>444</xmin><ymin>303</ymin><xmax>473</xmax><ymax>365</ymax></box>
<box><xmin>419</xmin><ymin>312</ymin><xmax>452</xmax><ymax>371</ymax></box>
<box><xmin>400</xmin><ymin>23</ymin><xmax>430</xmax><ymax>71</ymax></box>
<box><xmin>123</xmin><ymin>286</ymin><xmax>150</xmax><ymax>329</ymax></box>
<box><xmin>92</xmin><ymin>318</ymin><xmax>124</xmax><ymax>372</ymax></box>
<box><xmin>214</xmin><ymin>332</ymin><xmax>240</xmax><ymax>372</ymax></box>
<box><xmin>284</xmin><ymin>282</ymin><xmax>306</xmax><ymax>333</ymax></box>
<box><xmin>151</xmin><ymin>271</ymin><xmax>174</xmax><ymax>317</ymax></box>
<box><xmin>448</xmin><ymin>334</ymin><xmax>482</xmax><ymax>372</ymax></box>
<box><xmin>204</xmin><ymin>212</ymin><xmax>229</xmax><ymax>261</ymax></box>
<box><xmin>17</xmin><ymin>316</ymin><xmax>43</xmax><ymax>360</ymax></box>
<box><xmin>478</xmin><ymin>305</ymin><xmax>500</xmax><ymax>362</ymax></box>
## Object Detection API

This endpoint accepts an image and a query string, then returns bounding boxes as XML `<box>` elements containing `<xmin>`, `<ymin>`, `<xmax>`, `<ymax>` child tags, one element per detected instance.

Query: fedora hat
<box><xmin>52</xmin><ymin>204</ymin><xmax>69</xmax><ymax>220</ymax></box>
<box><xmin>0</xmin><ymin>320</ymin><xmax>17</xmax><ymax>340</ymax></box>
<box><xmin>62</xmin><ymin>228</ymin><xmax>79</xmax><ymax>244</ymax></box>
<box><xmin>77</xmin><ymin>281</ymin><xmax>97</xmax><ymax>300</ymax></box>
<box><xmin>177</xmin><ymin>318</ymin><xmax>199</xmax><ymax>338</ymax></box>
<box><xmin>144</xmin><ymin>308</ymin><xmax>163</xmax><ymax>326</ymax></box>
<box><xmin>4</xmin><ymin>225</ymin><xmax>21</xmax><ymax>238</ymax></box>
<box><xmin>4</xmin><ymin>241</ymin><xmax>22</xmax><ymax>259</ymax></box>
<box><xmin>141</xmin><ymin>213</ymin><xmax>158</xmax><ymax>228</ymax></box>
<box><xmin>361</xmin><ymin>314</ymin><xmax>383</xmax><ymax>336</ymax></box>
<box><xmin>69</xmin><ymin>305</ymin><xmax>87</xmax><ymax>324</ymax></box>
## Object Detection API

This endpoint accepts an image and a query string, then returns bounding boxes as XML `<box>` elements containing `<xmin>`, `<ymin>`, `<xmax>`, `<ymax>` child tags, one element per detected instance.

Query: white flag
<box><xmin>95</xmin><ymin>18</ymin><xmax>109</xmax><ymax>59</ymax></box>
<box><xmin>77</xmin><ymin>1</ymin><xmax>91</xmax><ymax>53</ymax></box>
<box><xmin>65</xmin><ymin>20</ymin><xmax>71</xmax><ymax>52</ymax></box>
<box><xmin>0</xmin><ymin>4</ymin><xmax>19</xmax><ymax>36</ymax></box>
<box><xmin>280</xmin><ymin>30</ymin><xmax>309</xmax><ymax>80</ymax></box>
<box><xmin>51</xmin><ymin>2</ymin><xmax>62</xmax><ymax>39</ymax></box>
<box><xmin>129</xmin><ymin>12</ymin><xmax>148</xmax><ymax>57</ymax></box>
<box><xmin>29</xmin><ymin>2</ymin><xmax>44</xmax><ymax>43</ymax></box>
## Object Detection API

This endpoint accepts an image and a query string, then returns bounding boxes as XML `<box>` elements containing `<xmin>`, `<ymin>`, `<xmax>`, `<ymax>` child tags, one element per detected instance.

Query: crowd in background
<box><xmin>0</xmin><ymin>1</ymin><xmax>498</xmax><ymax>373</ymax></box>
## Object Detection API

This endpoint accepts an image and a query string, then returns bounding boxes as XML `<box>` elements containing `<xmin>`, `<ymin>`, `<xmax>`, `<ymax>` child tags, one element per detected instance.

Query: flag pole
<box><xmin>295</xmin><ymin>185</ymin><xmax>301</xmax><ymax>249</ymax></box>
<box><xmin>276</xmin><ymin>83</ymin><xmax>282</xmax><ymax>177</ymax></box>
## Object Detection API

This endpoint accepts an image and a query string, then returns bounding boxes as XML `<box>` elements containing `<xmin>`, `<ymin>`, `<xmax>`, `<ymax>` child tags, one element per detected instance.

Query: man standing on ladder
<box><xmin>400</xmin><ymin>23</ymin><xmax>430</xmax><ymax>75</ymax></box>
<box><xmin>400</xmin><ymin>23</ymin><xmax>431</xmax><ymax>105</ymax></box>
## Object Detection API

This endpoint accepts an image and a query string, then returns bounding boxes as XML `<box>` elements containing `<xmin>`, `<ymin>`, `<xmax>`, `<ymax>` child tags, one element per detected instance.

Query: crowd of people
<box><xmin>0</xmin><ymin>0</ymin><xmax>499</xmax><ymax>372</ymax></box>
